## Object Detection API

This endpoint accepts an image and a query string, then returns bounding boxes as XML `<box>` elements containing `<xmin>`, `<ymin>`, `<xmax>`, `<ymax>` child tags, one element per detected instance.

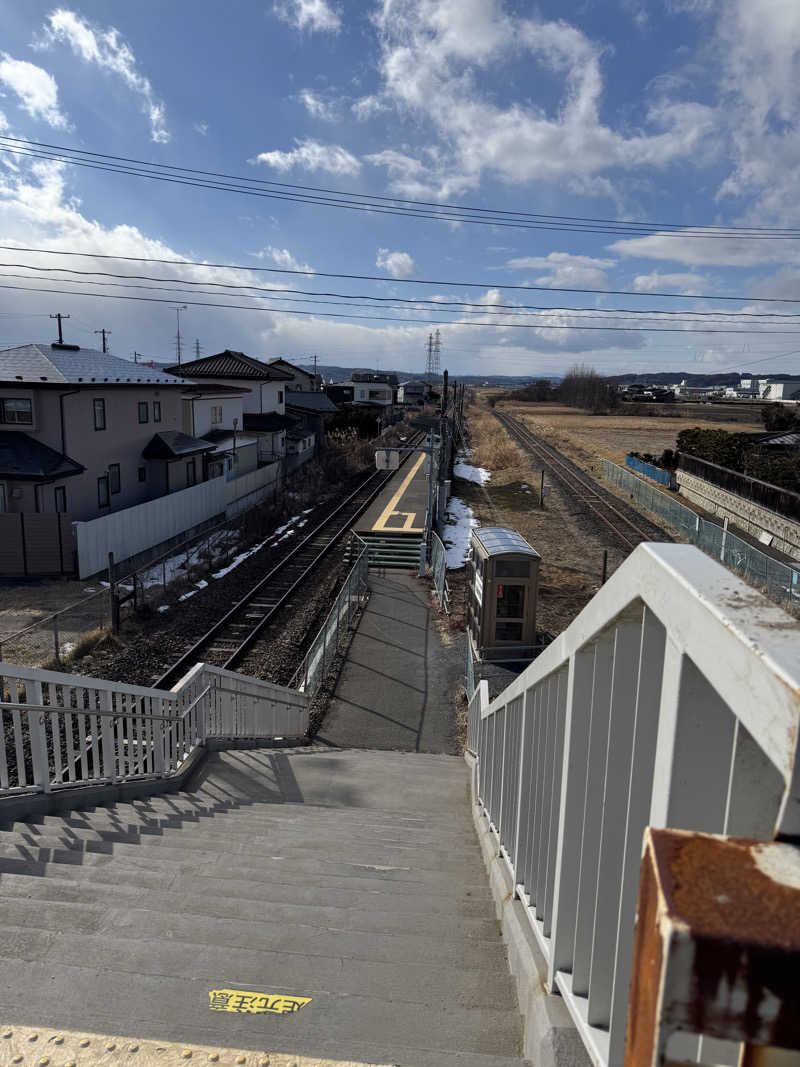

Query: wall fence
<box><xmin>602</xmin><ymin>459</ymin><xmax>799</xmax><ymax>608</ymax></box>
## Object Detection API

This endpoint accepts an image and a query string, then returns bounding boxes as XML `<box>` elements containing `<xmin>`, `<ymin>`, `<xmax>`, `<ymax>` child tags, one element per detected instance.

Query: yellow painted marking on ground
<box><xmin>383</xmin><ymin>511</ymin><xmax>422</xmax><ymax>532</ymax></box>
<box><xmin>1</xmin><ymin>1023</ymin><xmax>390</xmax><ymax>1066</ymax></box>
<box><xmin>209</xmin><ymin>990</ymin><xmax>311</xmax><ymax>1016</ymax></box>
<box><xmin>373</xmin><ymin>452</ymin><xmax>425</xmax><ymax>532</ymax></box>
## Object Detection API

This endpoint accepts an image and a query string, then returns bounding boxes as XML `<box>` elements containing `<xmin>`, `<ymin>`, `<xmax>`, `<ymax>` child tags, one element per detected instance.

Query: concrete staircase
<box><xmin>0</xmin><ymin>748</ymin><xmax>528</xmax><ymax>1067</ymax></box>
<box><xmin>350</xmin><ymin>531</ymin><xmax>424</xmax><ymax>569</ymax></box>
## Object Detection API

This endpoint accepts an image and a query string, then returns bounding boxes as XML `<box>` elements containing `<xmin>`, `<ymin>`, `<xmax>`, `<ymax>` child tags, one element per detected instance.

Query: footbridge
<box><xmin>1</xmin><ymin>543</ymin><xmax>798</xmax><ymax>1066</ymax></box>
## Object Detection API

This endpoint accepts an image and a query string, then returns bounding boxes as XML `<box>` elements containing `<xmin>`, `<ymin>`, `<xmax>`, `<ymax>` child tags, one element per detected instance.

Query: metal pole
<box><xmin>53</xmin><ymin>613</ymin><xmax>60</xmax><ymax>664</ymax></box>
<box><xmin>720</xmin><ymin>516</ymin><xmax>729</xmax><ymax>562</ymax></box>
<box><xmin>602</xmin><ymin>550</ymin><xmax>608</xmax><ymax>585</ymax></box>
<box><xmin>540</xmin><ymin>470</ymin><xmax>545</xmax><ymax>509</ymax></box>
<box><xmin>420</xmin><ymin>431</ymin><xmax>436</xmax><ymax>578</ymax></box>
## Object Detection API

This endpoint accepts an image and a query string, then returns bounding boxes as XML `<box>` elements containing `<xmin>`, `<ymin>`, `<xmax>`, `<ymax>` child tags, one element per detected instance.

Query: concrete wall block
<box><xmin>676</xmin><ymin>470</ymin><xmax>800</xmax><ymax>558</ymax></box>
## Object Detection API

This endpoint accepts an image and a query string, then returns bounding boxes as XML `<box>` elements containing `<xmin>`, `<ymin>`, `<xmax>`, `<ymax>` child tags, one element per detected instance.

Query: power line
<box><xmin>3</xmin><ymin>242</ymin><xmax>800</xmax><ymax>304</ymax></box>
<box><xmin>2</xmin><ymin>135</ymin><xmax>800</xmax><ymax>240</ymax></box>
<box><xmin>4</xmin><ymin>279</ymin><xmax>800</xmax><ymax>334</ymax></box>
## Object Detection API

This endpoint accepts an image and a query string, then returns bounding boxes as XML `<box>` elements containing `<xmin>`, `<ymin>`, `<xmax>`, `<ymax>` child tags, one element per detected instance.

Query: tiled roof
<box><xmin>285</xmin><ymin>391</ymin><xmax>338</xmax><ymax>413</ymax></box>
<box><xmin>168</xmin><ymin>351</ymin><xmax>292</xmax><ymax>381</ymax></box>
<box><xmin>0</xmin><ymin>431</ymin><xmax>85</xmax><ymax>480</ymax></box>
<box><xmin>242</xmin><ymin>412</ymin><xmax>297</xmax><ymax>432</ymax></box>
<box><xmin>0</xmin><ymin>344</ymin><xmax>188</xmax><ymax>386</ymax></box>
<box><xmin>141</xmin><ymin>431</ymin><xmax>216</xmax><ymax>460</ymax></box>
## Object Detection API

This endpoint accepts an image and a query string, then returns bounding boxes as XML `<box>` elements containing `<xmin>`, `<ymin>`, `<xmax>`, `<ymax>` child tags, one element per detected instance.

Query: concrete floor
<box><xmin>318</xmin><ymin>572</ymin><xmax>464</xmax><ymax>753</ymax></box>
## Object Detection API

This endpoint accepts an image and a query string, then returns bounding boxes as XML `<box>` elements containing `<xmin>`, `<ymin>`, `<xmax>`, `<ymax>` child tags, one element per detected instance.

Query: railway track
<box><xmin>156</xmin><ymin>433</ymin><xmax>425</xmax><ymax>689</ymax></box>
<box><xmin>494</xmin><ymin>410</ymin><xmax>669</xmax><ymax>552</ymax></box>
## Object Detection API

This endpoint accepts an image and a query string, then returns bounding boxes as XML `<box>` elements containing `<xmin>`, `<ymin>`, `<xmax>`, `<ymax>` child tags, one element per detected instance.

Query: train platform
<box><xmin>318</xmin><ymin>572</ymin><xmax>464</xmax><ymax>753</ymax></box>
<box><xmin>355</xmin><ymin>449</ymin><xmax>429</xmax><ymax>536</ymax></box>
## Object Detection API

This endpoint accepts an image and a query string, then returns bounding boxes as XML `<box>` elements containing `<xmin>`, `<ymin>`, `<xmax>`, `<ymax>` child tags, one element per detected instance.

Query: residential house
<box><xmin>268</xmin><ymin>358</ymin><xmax>321</xmax><ymax>392</ymax></box>
<box><xmin>325</xmin><ymin>383</ymin><xmax>354</xmax><ymax>407</ymax></box>
<box><xmin>168</xmin><ymin>350</ymin><xmax>295</xmax><ymax>466</ymax></box>
<box><xmin>0</xmin><ymin>343</ymin><xmax>198</xmax><ymax>521</ymax></box>
<box><xmin>181</xmin><ymin>383</ymin><xmax>258</xmax><ymax>478</ymax></box>
<box><xmin>284</xmin><ymin>391</ymin><xmax>339</xmax><ymax>455</ymax></box>
<box><xmin>397</xmin><ymin>379</ymin><xmax>430</xmax><ymax>405</ymax></box>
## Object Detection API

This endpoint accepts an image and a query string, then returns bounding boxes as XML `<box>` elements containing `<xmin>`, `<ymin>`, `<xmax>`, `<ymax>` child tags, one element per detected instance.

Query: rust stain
<box><xmin>623</xmin><ymin>844</ymin><xmax>663</xmax><ymax>1067</ymax></box>
<box><xmin>650</xmin><ymin>829</ymin><xmax>800</xmax><ymax>1049</ymax></box>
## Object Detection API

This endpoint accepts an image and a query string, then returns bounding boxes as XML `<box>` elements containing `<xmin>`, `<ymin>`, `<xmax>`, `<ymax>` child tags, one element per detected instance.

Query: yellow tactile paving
<box><xmin>0</xmin><ymin>1025</ymin><xmax>393</xmax><ymax>1067</ymax></box>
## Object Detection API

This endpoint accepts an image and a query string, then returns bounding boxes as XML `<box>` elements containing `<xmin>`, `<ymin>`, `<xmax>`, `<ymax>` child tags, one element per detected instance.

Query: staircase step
<box><xmin>0</xmin><ymin>957</ymin><xmax>524</xmax><ymax>1064</ymax></box>
<box><xmin>0</xmin><ymin>921</ymin><xmax>512</xmax><ymax>1007</ymax></box>
<box><xmin>0</xmin><ymin>873</ymin><xmax>500</xmax><ymax>940</ymax></box>
<box><xmin>0</xmin><ymin>896</ymin><xmax>504</xmax><ymax>968</ymax></box>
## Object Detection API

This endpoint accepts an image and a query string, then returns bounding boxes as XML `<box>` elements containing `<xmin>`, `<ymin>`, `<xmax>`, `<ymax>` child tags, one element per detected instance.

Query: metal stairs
<box><xmin>349</xmin><ymin>531</ymin><xmax>424</xmax><ymax>569</ymax></box>
<box><xmin>0</xmin><ymin>748</ymin><xmax>529</xmax><ymax>1067</ymax></box>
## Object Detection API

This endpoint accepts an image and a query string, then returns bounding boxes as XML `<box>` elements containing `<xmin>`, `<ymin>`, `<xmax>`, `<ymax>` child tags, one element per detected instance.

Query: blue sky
<box><xmin>1</xmin><ymin>0</ymin><xmax>800</xmax><ymax>377</ymax></box>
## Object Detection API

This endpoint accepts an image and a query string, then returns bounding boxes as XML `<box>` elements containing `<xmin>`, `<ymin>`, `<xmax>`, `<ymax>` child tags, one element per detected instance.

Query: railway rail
<box><xmin>156</xmin><ymin>433</ymin><xmax>425</xmax><ymax>689</ymax></box>
<box><xmin>494</xmin><ymin>410</ymin><xmax>669</xmax><ymax>552</ymax></box>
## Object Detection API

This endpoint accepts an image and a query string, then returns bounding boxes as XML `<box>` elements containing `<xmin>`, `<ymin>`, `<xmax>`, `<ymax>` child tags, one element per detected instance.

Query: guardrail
<box><xmin>468</xmin><ymin>543</ymin><xmax>799</xmax><ymax>1067</ymax></box>
<box><xmin>292</xmin><ymin>534</ymin><xmax>370</xmax><ymax>699</ymax></box>
<box><xmin>0</xmin><ymin>660</ymin><xmax>309</xmax><ymax>798</ymax></box>
<box><xmin>430</xmin><ymin>530</ymin><xmax>451</xmax><ymax>613</ymax></box>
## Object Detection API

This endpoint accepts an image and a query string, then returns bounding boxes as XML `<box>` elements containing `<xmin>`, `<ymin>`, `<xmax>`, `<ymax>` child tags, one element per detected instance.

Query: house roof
<box><xmin>268</xmin><ymin>358</ymin><xmax>316</xmax><ymax>377</ymax></box>
<box><xmin>201</xmin><ymin>430</ymin><xmax>259</xmax><ymax>453</ymax></box>
<box><xmin>0</xmin><ymin>344</ymin><xmax>189</xmax><ymax>386</ymax></box>
<box><xmin>167</xmin><ymin>351</ymin><xmax>293</xmax><ymax>381</ymax></box>
<box><xmin>242</xmin><ymin>412</ymin><xmax>297</xmax><ymax>432</ymax></box>
<box><xmin>0</xmin><ymin>431</ymin><xmax>85</xmax><ymax>481</ymax></box>
<box><xmin>285</xmin><ymin>391</ymin><xmax>339</xmax><ymax>414</ymax></box>
<box><xmin>180</xmin><ymin>383</ymin><xmax>251</xmax><ymax>397</ymax></box>
<box><xmin>141</xmin><ymin>431</ymin><xmax>216</xmax><ymax>460</ymax></box>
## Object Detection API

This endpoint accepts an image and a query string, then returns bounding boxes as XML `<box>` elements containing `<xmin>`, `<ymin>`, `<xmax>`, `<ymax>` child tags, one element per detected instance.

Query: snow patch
<box><xmin>443</xmin><ymin>496</ymin><xmax>477</xmax><ymax>569</ymax></box>
<box><xmin>453</xmin><ymin>458</ymin><xmax>491</xmax><ymax>485</ymax></box>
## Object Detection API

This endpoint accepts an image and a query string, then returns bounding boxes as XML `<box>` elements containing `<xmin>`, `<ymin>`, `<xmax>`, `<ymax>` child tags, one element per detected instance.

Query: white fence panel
<box><xmin>224</xmin><ymin>463</ymin><xmax>280</xmax><ymax>519</ymax></box>
<box><xmin>470</xmin><ymin>543</ymin><xmax>800</xmax><ymax>1067</ymax></box>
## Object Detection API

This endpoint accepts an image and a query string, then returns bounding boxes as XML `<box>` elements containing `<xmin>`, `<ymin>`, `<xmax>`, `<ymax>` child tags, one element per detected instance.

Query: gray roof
<box><xmin>472</xmin><ymin>527</ymin><xmax>540</xmax><ymax>557</ymax></box>
<box><xmin>285</xmin><ymin>391</ymin><xmax>338</xmax><ymax>413</ymax></box>
<box><xmin>168</xmin><ymin>351</ymin><xmax>292</xmax><ymax>381</ymax></box>
<box><xmin>0</xmin><ymin>431</ymin><xmax>84</xmax><ymax>480</ymax></box>
<box><xmin>0</xmin><ymin>344</ymin><xmax>188</xmax><ymax>386</ymax></box>
<box><xmin>141</xmin><ymin>431</ymin><xmax>215</xmax><ymax>460</ymax></box>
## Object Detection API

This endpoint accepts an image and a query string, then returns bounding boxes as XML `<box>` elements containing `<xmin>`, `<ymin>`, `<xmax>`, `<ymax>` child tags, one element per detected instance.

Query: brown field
<box><xmin>498</xmin><ymin>400</ymin><xmax>764</xmax><ymax>473</ymax></box>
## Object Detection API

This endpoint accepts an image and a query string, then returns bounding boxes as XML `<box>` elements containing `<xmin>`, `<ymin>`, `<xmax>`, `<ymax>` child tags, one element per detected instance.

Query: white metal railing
<box><xmin>0</xmin><ymin>660</ymin><xmax>309</xmax><ymax>798</ymax></box>
<box><xmin>468</xmin><ymin>543</ymin><xmax>800</xmax><ymax>1067</ymax></box>
<box><xmin>430</xmin><ymin>530</ymin><xmax>451</xmax><ymax>613</ymax></box>
<box><xmin>292</xmin><ymin>535</ymin><xmax>370</xmax><ymax>698</ymax></box>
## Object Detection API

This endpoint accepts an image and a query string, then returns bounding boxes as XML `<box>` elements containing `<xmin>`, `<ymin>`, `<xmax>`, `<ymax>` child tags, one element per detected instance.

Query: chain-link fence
<box><xmin>291</xmin><ymin>535</ymin><xmax>370</xmax><ymax>700</ymax></box>
<box><xmin>603</xmin><ymin>460</ymin><xmax>800</xmax><ymax>608</ymax></box>
<box><xmin>0</xmin><ymin>587</ymin><xmax>111</xmax><ymax>668</ymax></box>
<box><xmin>430</xmin><ymin>530</ymin><xmax>451</xmax><ymax>613</ymax></box>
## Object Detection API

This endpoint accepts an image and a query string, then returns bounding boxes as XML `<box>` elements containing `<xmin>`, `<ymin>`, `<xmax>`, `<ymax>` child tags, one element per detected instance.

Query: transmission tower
<box><xmin>193</xmin><ymin>338</ymin><xmax>203</xmax><ymax>359</ymax></box>
<box><xmin>425</xmin><ymin>329</ymin><xmax>441</xmax><ymax>382</ymax></box>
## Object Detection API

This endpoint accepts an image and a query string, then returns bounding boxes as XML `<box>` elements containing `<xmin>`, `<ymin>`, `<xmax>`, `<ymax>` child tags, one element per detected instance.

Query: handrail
<box><xmin>0</xmin><ymin>700</ymin><xmax>180</xmax><ymax>723</ymax></box>
<box><xmin>470</xmin><ymin>542</ymin><xmax>800</xmax><ymax>1067</ymax></box>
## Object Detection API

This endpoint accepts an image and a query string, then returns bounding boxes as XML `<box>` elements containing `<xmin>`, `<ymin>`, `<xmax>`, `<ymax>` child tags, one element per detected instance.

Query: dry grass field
<box><xmin>499</xmin><ymin>400</ymin><xmax>765</xmax><ymax>472</ymax></box>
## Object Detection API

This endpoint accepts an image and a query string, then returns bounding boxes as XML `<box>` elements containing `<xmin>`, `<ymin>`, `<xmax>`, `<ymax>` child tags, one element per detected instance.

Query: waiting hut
<box><xmin>467</xmin><ymin>526</ymin><xmax>540</xmax><ymax>661</ymax></box>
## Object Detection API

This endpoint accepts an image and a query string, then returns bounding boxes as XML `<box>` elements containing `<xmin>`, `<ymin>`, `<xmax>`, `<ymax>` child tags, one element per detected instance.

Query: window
<box><xmin>93</xmin><ymin>398</ymin><xmax>106</xmax><ymax>431</ymax></box>
<box><xmin>496</xmin><ymin>560</ymin><xmax>530</xmax><ymax>579</ymax></box>
<box><xmin>54</xmin><ymin>486</ymin><xmax>67</xmax><ymax>513</ymax></box>
<box><xmin>0</xmin><ymin>484</ymin><xmax>6</xmax><ymax>512</ymax></box>
<box><xmin>138</xmin><ymin>466</ymin><xmax>147</xmax><ymax>483</ymax></box>
<box><xmin>153</xmin><ymin>401</ymin><xmax>161</xmax><ymax>423</ymax></box>
<box><xmin>97</xmin><ymin>475</ymin><xmax>110</xmax><ymax>508</ymax></box>
<box><xmin>138</xmin><ymin>401</ymin><xmax>149</xmax><ymax>424</ymax></box>
<box><xmin>0</xmin><ymin>397</ymin><xmax>33</xmax><ymax>425</ymax></box>
<box><xmin>277</xmin><ymin>391</ymin><xmax>283</xmax><ymax>404</ymax></box>
<box><xmin>211</xmin><ymin>405</ymin><xmax>223</xmax><ymax>425</ymax></box>
<box><xmin>186</xmin><ymin>458</ymin><xmax>196</xmax><ymax>487</ymax></box>
<box><xmin>208</xmin><ymin>459</ymin><xmax>224</xmax><ymax>479</ymax></box>
<box><xmin>496</xmin><ymin>584</ymin><xmax>525</xmax><ymax>619</ymax></box>
<box><xmin>109</xmin><ymin>463</ymin><xmax>121</xmax><ymax>494</ymax></box>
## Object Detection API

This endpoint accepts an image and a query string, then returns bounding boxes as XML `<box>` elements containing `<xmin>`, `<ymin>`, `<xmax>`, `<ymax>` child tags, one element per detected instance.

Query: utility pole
<box><xmin>94</xmin><ymin>328</ymin><xmax>111</xmax><ymax>353</ymax></box>
<box><xmin>132</xmin><ymin>350</ymin><xmax>139</xmax><ymax>363</ymax></box>
<box><xmin>170</xmin><ymin>305</ymin><xmax>188</xmax><ymax>365</ymax></box>
<box><xmin>50</xmin><ymin>312</ymin><xmax>70</xmax><ymax>344</ymax></box>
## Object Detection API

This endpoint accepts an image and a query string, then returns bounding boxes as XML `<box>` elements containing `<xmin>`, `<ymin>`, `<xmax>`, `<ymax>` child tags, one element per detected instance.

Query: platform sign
<box><xmin>375</xmin><ymin>448</ymin><xmax>400</xmax><ymax>470</ymax></box>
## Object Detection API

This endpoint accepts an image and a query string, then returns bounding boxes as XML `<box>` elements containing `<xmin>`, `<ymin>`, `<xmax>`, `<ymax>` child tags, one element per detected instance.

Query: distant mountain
<box><xmin>306</xmin><ymin>364</ymin><xmax>559</xmax><ymax>385</ymax></box>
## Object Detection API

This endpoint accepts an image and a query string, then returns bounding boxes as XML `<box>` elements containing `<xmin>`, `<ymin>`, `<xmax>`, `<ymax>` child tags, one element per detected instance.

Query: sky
<box><xmin>1</xmin><ymin>0</ymin><xmax>800</xmax><ymax>377</ymax></box>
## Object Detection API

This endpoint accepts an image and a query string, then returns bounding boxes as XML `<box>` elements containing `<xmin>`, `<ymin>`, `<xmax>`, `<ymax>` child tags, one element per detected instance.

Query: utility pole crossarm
<box><xmin>50</xmin><ymin>312</ymin><xmax>70</xmax><ymax>344</ymax></box>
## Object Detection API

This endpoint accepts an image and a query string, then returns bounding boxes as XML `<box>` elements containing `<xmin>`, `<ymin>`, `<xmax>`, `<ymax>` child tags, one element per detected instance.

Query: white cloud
<box><xmin>712</xmin><ymin>0</ymin><xmax>800</xmax><ymax>222</ymax></box>
<box><xmin>0</xmin><ymin>55</ymin><xmax>69</xmax><ymax>129</ymax></box>
<box><xmin>297</xmin><ymin>88</ymin><xmax>338</xmax><ymax>121</ymax></box>
<box><xmin>376</xmin><ymin>248</ymin><xmax>416</xmax><ymax>278</ymax></box>
<box><xmin>609</xmin><ymin>232</ymin><xmax>800</xmax><ymax>268</ymax></box>
<box><xmin>252</xmin><ymin>138</ymin><xmax>361</xmax><ymax>176</ymax></box>
<box><xmin>665</xmin><ymin>0</ymin><xmax>717</xmax><ymax>14</ymax></box>
<box><xmin>193</xmin><ymin>120</ymin><xmax>209</xmax><ymax>136</ymax></box>
<box><xmin>365</xmin><ymin>0</ymin><xmax>717</xmax><ymax>198</ymax></box>
<box><xmin>352</xmin><ymin>95</ymin><xmax>388</xmax><ymax>120</ymax></box>
<box><xmin>505</xmin><ymin>252</ymin><xmax>614</xmax><ymax>290</ymax></box>
<box><xmin>632</xmin><ymin>271</ymin><xmax>710</xmax><ymax>293</ymax></box>
<box><xmin>506</xmin><ymin>252</ymin><xmax>616</xmax><ymax>271</ymax></box>
<box><xmin>274</xmin><ymin>0</ymin><xmax>341</xmax><ymax>33</ymax></box>
<box><xmin>258</xmin><ymin>246</ymin><xmax>315</xmax><ymax>273</ymax></box>
<box><xmin>37</xmin><ymin>9</ymin><xmax>170</xmax><ymax>143</ymax></box>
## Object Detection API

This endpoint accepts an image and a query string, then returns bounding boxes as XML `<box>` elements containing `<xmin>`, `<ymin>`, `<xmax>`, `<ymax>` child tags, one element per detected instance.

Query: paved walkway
<box><xmin>318</xmin><ymin>572</ymin><xmax>463</xmax><ymax>753</ymax></box>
